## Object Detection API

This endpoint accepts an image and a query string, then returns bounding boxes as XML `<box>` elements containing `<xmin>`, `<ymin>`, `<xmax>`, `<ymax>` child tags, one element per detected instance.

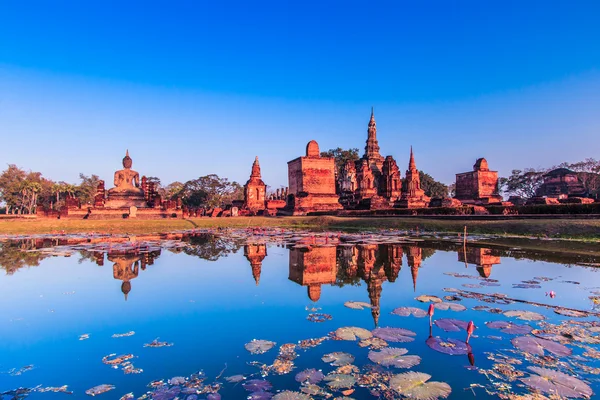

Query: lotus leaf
<box><xmin>485</xmin><ymin>321</ymin><xmax>532</xmax><ymax>335</ymax></box>
<box><xmin>225</xmin><ymin>375</ymin><xmax>245</xmax><ymax>383</ymax></box>
<box><xmin>391</xmin><ymin>307</ymin><xmax>427</xmax><ymax>318</ymax></box>
<box><xmin>415</xmin><ymin>295</ymin><xmax>442</xmax><ymax>303</ymax></box>
<box><xmin>334</xmin><ymin>326</ymin><xmax>372</xmax><ymax>341</ymax></box>
<box><xmin>168</xmin><ymin>376</ymin><xmax>186</xmax><ymax>385</ymax></box>
<box><xmin>372</xmin><ymin>327</ymin><xmax>416</xmax><ymax>343</ymax></box>
<box><xmin>368</xmin><ymin>347</ymin><xmax>421</xmax><ymax>369</ymax></box>
<box><xmin>358</xmin><ymin>337</ymin><xmax>388</xmax><ymax>350</ymax></box>
<box><xmin>243</xmin><ymin>379</ymin><xmax>273</xmax><ymax>392</ymax></box>
<box><xmin>503</xmin><ymin>310</ymin><xmax>545</xmax><ymax>321</ymax></box>
<box><xmin>512</xmin><ymin>283</ymin><xmax>541</xmax><ymax>289</ymax></box>
<box><xmin>272</xmin><ymin>391</ymin><xmax>312</xmax><ymax>400</ymax></box>
<box><xmin>344</xmin><ymin>301</ymin><xmax>372</xmax><ymax>310</ymax></box>
<box><xmin>324</xmin><ymin>373</ymin><xmax>356</xmax><ymax>389</ymax></box>
<box><xmin>434</xmin><ymin>319</ymin><xmax>469</xmax><ymax>332</ymax></box>
<box><xmin>433</xmin><ymin>303</ymin><xmax>466</xmax><ymax>312</ymax></box>
<box><xmin>426</xmin><ymin>337</ymin><xmax>472</xmax><ymax>355</ymax></box>
<box><xmin>462</xmin><ymin>283</ymin><xmax>482</xmax><ymax>288</ymax></box>
<box><xmin>321</xmin><ymin>352</ymin><xmax>355</xmax><ymax>366</ymax></box>
<box><xmin>307</xmin><ymin>313</ymin><xmax>332</xmax><ymax>323</ymax></box>
<box><xmin>389</xmin><ymin>371</ymin><xmax>452</xmax><ymax>400</ymax></box>
<box><xmin>511</xmin><ymin>336</ymin><xmax>572</xmax><ymax>357</ymax></box>
<box><xmin>295</xmin><ymin>369</ymin><xmax>324</xmax><ymax>384</ymax></box>
<box><xmin>248</xmin><ymin>392</ymin><xmax>274</xmax><ymax>400</ymax></box>
<box><xmin>85</xmin><ymin>384</ymin><xmax>115</xmax><ymax>396</ymax></box>
<box><xmin>245</xmin><ymin>339</ymin><xmax>276</xmax><ymax>354</ymax></box>
<box><xmin>521</xmin><ymin>366</ymin><xmax>593</xmax><ymax>398</ymax></box>
<box><xmin>554</xmin><ymin>308</ymin><xmax>588</xmax><ymax>318</ymax></box>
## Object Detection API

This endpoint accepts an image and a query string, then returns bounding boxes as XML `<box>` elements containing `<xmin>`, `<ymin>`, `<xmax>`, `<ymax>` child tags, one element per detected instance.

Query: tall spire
<box><xmin>250</xmin><ymin>156</ymin><xmax>261</xmax><ymax>178</ymax></box>
<box><xmin>365</xmin><ymin>108</ymin><xmax>383</xmax><ymax>162</ymax></box>
<box><xmin>408</xmin><ymin>146</ymin><xmax>416</xmax><ymax>171</ymax></box>
<box><xmin>126</xmin><ymin>149</ymin><xmax>129</xmax><ymax>157</ymax></box>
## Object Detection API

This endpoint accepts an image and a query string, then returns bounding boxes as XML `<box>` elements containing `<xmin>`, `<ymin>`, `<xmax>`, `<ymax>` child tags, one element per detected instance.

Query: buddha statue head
<box><xmin>123</xmin><ymin>150</ymin><xmax>133</xmax><ymax>169</ymax></box>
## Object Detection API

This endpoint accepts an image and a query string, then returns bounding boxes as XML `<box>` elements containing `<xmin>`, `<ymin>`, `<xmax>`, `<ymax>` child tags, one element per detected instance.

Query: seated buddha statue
<box><xmin>107</xmin><ymin>150</ymin><xmax>145</xmax><ymax>196</ymax></box>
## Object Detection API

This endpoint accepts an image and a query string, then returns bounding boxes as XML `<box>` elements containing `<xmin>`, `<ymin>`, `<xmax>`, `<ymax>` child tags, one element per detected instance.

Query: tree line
<box><xmin>0</xmin><ymin>165</ymin><xmax>244</xmax><ymax>214</ymax></box>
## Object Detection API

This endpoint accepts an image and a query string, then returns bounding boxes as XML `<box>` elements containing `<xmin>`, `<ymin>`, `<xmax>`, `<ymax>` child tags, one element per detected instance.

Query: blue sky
<box><xmin>1</xmin><ymin>1</ymin><xmax>599</xmax><ymax>189</ymax></box>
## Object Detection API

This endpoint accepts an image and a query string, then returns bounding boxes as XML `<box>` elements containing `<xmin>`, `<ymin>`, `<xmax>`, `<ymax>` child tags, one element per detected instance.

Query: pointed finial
<box><xmin>409</xmin><ymin>146</ymin><xmax>416</xmax><ymax>170</ymax></box>
<box><xmin>126</xmin><ymin>149</ymin><xmax>129</xmax><ymax>157</ymax></box>
<box><xmin>371</xmin><ymin>106</ymin><xmax>374</xmax><ymax>117</ymax></box>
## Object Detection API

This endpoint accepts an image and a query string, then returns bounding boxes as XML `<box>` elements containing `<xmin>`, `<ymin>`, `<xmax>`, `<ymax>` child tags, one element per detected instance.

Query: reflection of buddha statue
<box><xmin>110</xmin><ymin>253</ymin><xmax>141</xmax><ymax>301</ymax></box>
<box><xmin>108</xmin><ymin>150</ymin><xmax>145</xmax><ymax>196</ymax></box>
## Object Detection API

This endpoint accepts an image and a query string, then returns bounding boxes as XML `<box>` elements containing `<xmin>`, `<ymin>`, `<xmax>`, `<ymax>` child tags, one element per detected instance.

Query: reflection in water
<box><xmin>106</xmin><ymin>250</ymin><xmax>161</xmax><ymax>300</ymax></box>
<box><xmin>458</xmin><ymin>247</ymin><xmax>502</xmax><ymax>278</ymax></box>
<box><xmin>244</xmin><ymin>244</ymin><xmax>267</xmax><ymax>285</ymax></box>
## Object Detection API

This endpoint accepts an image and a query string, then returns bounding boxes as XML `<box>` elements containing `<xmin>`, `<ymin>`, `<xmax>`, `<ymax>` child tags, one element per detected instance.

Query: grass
<box><xmin>0</xmin><ymin>216</ymin><xmax>599</xmax><ymax>240</ymax></box>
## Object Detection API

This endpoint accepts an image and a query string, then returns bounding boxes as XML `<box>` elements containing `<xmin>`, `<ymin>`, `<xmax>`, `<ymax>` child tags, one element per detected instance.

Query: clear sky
<box><xmin>1</xmin><ymin>1</ymin><xmax>599</xmax><ymax>190</ymax></box>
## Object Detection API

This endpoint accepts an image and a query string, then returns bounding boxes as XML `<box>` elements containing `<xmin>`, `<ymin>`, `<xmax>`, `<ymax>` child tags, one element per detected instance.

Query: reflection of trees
<box><xmin>0</xmin><ymin>241</ymin><xmax>48</xmax><ymax>275</ymax></box>
<box><xmin>181</xmin><ymin>234</ymin><xmax>242</xmax><ymax>261</ymax></box>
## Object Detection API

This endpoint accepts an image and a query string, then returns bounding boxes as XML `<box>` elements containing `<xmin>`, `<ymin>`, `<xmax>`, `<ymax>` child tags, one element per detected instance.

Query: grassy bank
<box><xmin>0</xmin><ymin>216</ymin><xmax>599</xmax><ymax>239</ymax></box>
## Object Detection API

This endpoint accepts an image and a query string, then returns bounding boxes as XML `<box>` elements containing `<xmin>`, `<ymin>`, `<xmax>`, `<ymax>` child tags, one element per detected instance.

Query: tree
<box><xmin>178</xmin><ymin>174</ymin><xmax>241</xmax><ymax>208</ymax></box>
<box><xmin>502</xmin><ymin>169</ymin><xmax>545</xmax><ymax>198</ymax></box>
<box><xmin>563</xmin><ymin>158</ymin><xmax>600</xmax><ymax>197</ymax></box>
<box><xmin>77</xmin><ymin>174</ymin><xmax>101</xmax><ymax>205</ymax></box>
<box><xmin>321</xmin><ymin>147</ymin><xmax>360</xmax><ymax>175</ymax></box>
<box><xmin>406</xmin><ymin>171</ymin><xmax>448</xmax><ymax>198</ymax></box>
<box><xmin>162</xmin><ymin>181</ymin><xmax>184</xmax><ymax>200</ymax></box>
<box><xmin>0</xmin><ymin>164</ymin><xmax>27</xmax><ymax>214</ymax></box>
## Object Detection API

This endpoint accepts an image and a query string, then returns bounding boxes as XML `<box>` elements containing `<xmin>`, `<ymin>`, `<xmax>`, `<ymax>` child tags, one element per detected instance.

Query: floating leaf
<box><xmin>434</xmin><ymin>319</ymin><xmax>469</xmax><ymax>332</ymax></box>
<box><xmin>389</xmin><ymin>371</ymin><xmax>452</xmax><ymax>400</ymax></box>
<box><xmin>554</xmin><ymin>308</ymin><xmax>588</xmax><ymax>318</ymax></box>
<box><xmin>324</xmin><ymin>373</ymin><xmax>356</xmax><ymax>389</ymax></box>
<box><xmin>462</xmin><ymin>283</ymin><xmax>483</xmax><ymax>288</ymax></box>
<box><xmin>272</xmin><ymin>391</ymin><xmax>312</xmax><ymax>400</ymax></box>
<box><xmin>344</xmin><ymin>301</ymin><xmax>372</xmax><ymax>310</ymax></box>
<box><xmin>512</xmin><ymin>283</ymin><xmax>542</xmax><ymax>289</ymax></box>
<box><xmin>358</xmin><ymin>337</ymin><xmax>388</xmax><ymax>350</ymax></box>
<box><xmin>322</xmin><ymin>352</ymin><xmax>355</xmax><ymax>366</ymax></box>
<box><xmin>511</xmin><ymin>336</ymin><xmax>572</xmax><ymax>357</ymax></box>
<box><xmin>368</xmin><ymin>347</ymin><xmax>421</xmax><ymax>369</ymax></box>
<box><xmin>245</xmin><ymin>339</ymin><xmax>276</xmax><ymax>355</ymax></box>
<box><xmin>307</xmin><ymin>313</ymin><xmax>332</xmax><ymax>323</ymax></box>
<box><xmin>334</xmin><ymin>327</ymin><xmax>372</xmax><ymax>341</ymax></box>
<box><xmin>434</xmin><ymin>302</ymin><xmax>466</xmax><ymax>312</ymax></box>
<box><xmin>391</xmin><ymin>307</ymin><xmax>427</xmax><ymax>318</ymax></box>
<box><xmin>248</xmin><ymin>392</ymin><xmax>274</xmax><ymax>400</ymax></box>
<box><xmin>426</xmin><ymin>337</ymin><xmax>472</xmax><ymax>355</ymax></box>
<box><xmin>85</xmin><ymin>384</ymin><xmax>115</xmax><ymax>396</ymax></box>
<box><xmin>372</xmin><ymin>327</ymin><xmax>416</xmax><ymax>343</ymax></box>
<box><xmin>485</xmin><ymin>321</ymin><xmax>532</xmax><ymax>335</ymax></box>
<box><xmin>521</xmin><ymin>366</ymin><xmax>593</xmax><ymax>398</ymax></box>
<box><xmin>143</xmin><ymin>338</ymin><xmax>173</xmax><ymax>348</ymax></box>
<box><xmin>503</xmin><ymin>310</ymin><xmax>545</xmax><ymax>321</ymax></box>
<box><xmin>415</xmin><ymin>295</ymin><xmax>442</xmax><ymax>303</ymax></box>
<box><xmin>295</xmin><ymin>369</ymin><xmax>324</xmax><ymax>384</ymax></box>
<box><xmin>225</xmin><ymin>375</ymin><xmax>245</xmax><ymax>383</ymax></box>
<box><xmin>243</xmin><ymin>379</ymin><xmax>273</xmax><ymax>392</ymax></box>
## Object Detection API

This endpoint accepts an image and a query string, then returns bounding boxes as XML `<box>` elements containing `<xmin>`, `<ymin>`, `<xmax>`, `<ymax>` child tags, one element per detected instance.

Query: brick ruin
<box><xmin>455</xmin><ymin>158</ymin><xmax>502</xmax><ymax>204</ymax></box>
<box><xmin>535</xmin><ymin>168</ymin><xmax>588</xmax><ymax>199</ymax></box>
<box><xmin>243</xmin><ymin>156</ymin><xmax>267</xmax><ymax>213</ymax></box>
<box><xmin>244</xmin><ymin>244</ymin><xmax>267</xmax><ymax>285</ymax></box>
<box><xmin>286</xmin><ymin>140</ymin><xmax>343</xmax><ymax>215</ymax></box>
<box><xmin>396</xmin><ymin>147</ymin><xmax>430</xmax><ymax>208</ymax></box>
<box><xmin>458</xmin><ymin>247</ymin><xmax>501</xmax><ymax>278</ymax></box>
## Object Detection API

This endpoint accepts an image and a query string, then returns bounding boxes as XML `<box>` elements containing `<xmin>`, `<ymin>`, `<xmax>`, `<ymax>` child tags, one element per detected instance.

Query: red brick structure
<box><xmin>396</xmin><ymin>147</ymin><xmax>430</xmax><ymax>208</ymax></box>
<box><xmin>287</xmin><ymin>140</ymin><xmax>342</xmax><ymax>215</ymax></box>
<box><xmin>244</xmin><ymin>244</ymin><xmax>267</xmax><ymax>285</ymax></box>
<box><xmin>405</xmin><ymin>246</ymin><xmax>422</xmax><ymax>291</ymax></box>
<box><xmin>535</xmin><ymin>168</ymin><xmax>588</xmax><ymax>199</ymax></box>
<box><xmin>455</xmin><ymin>158</ymin><xmax>502</xmax><ymax>204</ymax></box>
<box><xmin>243</xmin><ymin>156</ymin><xmax>267</xmax><ymax>213</ymax></box>
<box><xmin>338</xmin><ymin>109</ymin><xmax>402</xmax><ymax>209</ymax></box>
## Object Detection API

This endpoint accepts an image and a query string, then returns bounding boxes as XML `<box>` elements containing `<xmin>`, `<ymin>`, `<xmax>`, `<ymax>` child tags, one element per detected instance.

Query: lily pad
<box><xmin>415</xmin><ymin>295</ymin><xmax>442</xmax><ymax>303</ymax></box>
<box><xmin>245</xmin><ymin>339</ymin><xmax>276</xmax><ymax>355</ymax></box>
<box><xmin>511</xmin><ymin>336</ymin><xmax>572</xmax><ymax>357</ymax></box>
<box><xmin>368</xmin><ymin>347</ymin><xmax>421</xmax><ymax>369</ymax></box>
<box><xmin>521</xmin><ymin>366</ymin><xmax>592</xmax><ymax>398</ymax></box>
<box><xmin>485</xmin><ymin>321</ymin><xmax>532</xmax><ymax>335</ymax></box>
<box><xmin>324</xmin><ymin>373</ymin><xmax>356</xmax><ymax>389</ymax></box>
<box><xmin>344</xmin><ymin>301</ymin><xmax>372</xmax><ymax>310</ymax></box>
<box><xmin>225</xmin><ymin>375</ymin><xmax>245</xmax><ymax>383</ymax></box>
<box><xmin>426</xmin><ymin>337</ymin><xmax>472</xmax><ymax>355</ymax></box>
<box><xmin>248</xmin><ymin>392</ymin><xmax>274</xmax><ymax>400</ymax></box>
<box><xmin>272</xmin><ymin>391</ymin><xmax>312</xmax><ymax>400</ymax></box>
<box><xmin>243</xmin><ymin>379</ymin><xmax>273</xmax><ymax>392</ymax></box>
<box><xmin>358</xmin><ymin>337</ymin><xmax>388</xmax><ymax>350</ymax></box>
<box><xmin>372</xmin><ymin>327</ymin><xmax>416</xmax><ymax>343</ymax></box>
<box><xmin>391</xmin><ymin>307</ymin><xmax>427</xmax><ymax>318</ymax></box>
<box><xmin>389</xmin><ymin>371</ymin><xmax>452</xmax><ymax>399</ymax></box>
<box><xmin>334</xmin><ymin>326</ymin><xmax>372</xmax><ymax>341</ymax></box>
<box><xmin>503</xmin><ymin>310</ymin><xmax>545</xmax><ymax>321</ymax></box>
<box><xmin>554</xmin><ymin>308</ymin><xmax>589</xmax><ymax>318</ymax></box>
<box><xmin>85</xmin><ymin>384</ymin><xmax>115</xmax><ymax>396</ymax></box>
<box><xmin>434</xmin><ymin>302</ymin><xmax>466</xmax><ymax>312</ymax></box>
<box><xmin>434</xmin><ymin>319</ymin><xmax>469</xmax><ymax>332</ymax></box>
<box><xmin>295</xmin><ymin>369</ymin><xmax>324</xmax><ymax>384</ymax></box>
<box><xmin>322</xmin><ymin>352</ymin><xmax>355</xmax><ymax>366</ymax></box>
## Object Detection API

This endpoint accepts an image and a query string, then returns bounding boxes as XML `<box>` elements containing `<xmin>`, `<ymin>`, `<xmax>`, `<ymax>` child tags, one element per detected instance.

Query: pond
<box><xmin>1</xmin><ymin>229</ymin><xmax>599</xmax><ymax>399</ymax></box>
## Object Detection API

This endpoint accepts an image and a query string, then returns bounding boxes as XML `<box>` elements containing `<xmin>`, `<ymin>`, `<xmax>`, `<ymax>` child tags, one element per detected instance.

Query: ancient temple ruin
<box><xmin>287</xmin><ymin>140</ymin><xmax>342</xmax><ymax>215</ymax></box>
<box><xmin>454</xmin><ymin>158</ymin><xmax>502</xmax><ymax>204</ymax></box>
<box><xmin>243</xmin><ymin>157</ymin><xmax>267</xmax><ymax>213</ymax></box>
<box><xmin>339</xmin><ymin>109</ymin><xmax>402</xmax><ymax>209</ymax></box>
<box><xmin>396</xmin><ymin>147</ymin><xmax>430</xmax><ymax>208</ymax></box>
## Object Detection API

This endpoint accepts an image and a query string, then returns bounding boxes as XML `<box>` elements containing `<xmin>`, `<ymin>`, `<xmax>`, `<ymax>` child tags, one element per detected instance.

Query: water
<box><xmin>1</xmin><ymin>232</ymin><xmax>599</xmax><ymax>399</ymax></box>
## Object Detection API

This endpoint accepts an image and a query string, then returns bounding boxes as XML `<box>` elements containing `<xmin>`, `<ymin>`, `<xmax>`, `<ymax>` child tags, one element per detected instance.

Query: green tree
<box><xmin>404</xmin><ymin>171</ymin><xmax>449</xmax><ymax>198</ymax></box>
<box><xmin>0</xmin><ymin>164</ymin><xmax>27</xmax><ymax>214</ymax></box>
<box><xmin>179</xmin><ymin>175</ymin><xmax>243</xmax><ymax>208</ymax></box>
<box><xmin>77</xmin><ymin>174</ymin><xmax>101</xmax><ymax>205</ymax></box>
<box><xmin>502</xmin><ymin>169</ymin><xmax>545</xmax><ymax>198</ymax></box>
<box><xmin>321</xmin><ymin>147</ymin><xmax>360</xmax><ymax>175</ymax></box>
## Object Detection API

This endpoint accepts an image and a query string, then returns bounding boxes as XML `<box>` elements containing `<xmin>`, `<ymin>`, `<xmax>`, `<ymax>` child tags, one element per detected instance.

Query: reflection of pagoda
<box><xmin>384</xmin><ymin>244</ymin><xmax>402</xmax><ymax>282</ymax></box>
<box><xmin>405</xmin><ymin>246</ymin><xmax>422</xmax><ymax>292</ymax></box>
<box><xmin>356</xmin><ymin>244</ymin><xmax>387</xmax><ymax>327</ymax></box>
<box><xmin>244</xmin><ymin>244</ymin><xmax>267</xmax><ymax>285</ymax></box>
<box><xmin>458</xmin><ymin>247</ymin><xmax>501</xmax><ymax>278</ymax></box>
<box><xmin>288</xmin><ymin>246</ymin><xmax>337</xmax><ymax>302</ymax></box>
